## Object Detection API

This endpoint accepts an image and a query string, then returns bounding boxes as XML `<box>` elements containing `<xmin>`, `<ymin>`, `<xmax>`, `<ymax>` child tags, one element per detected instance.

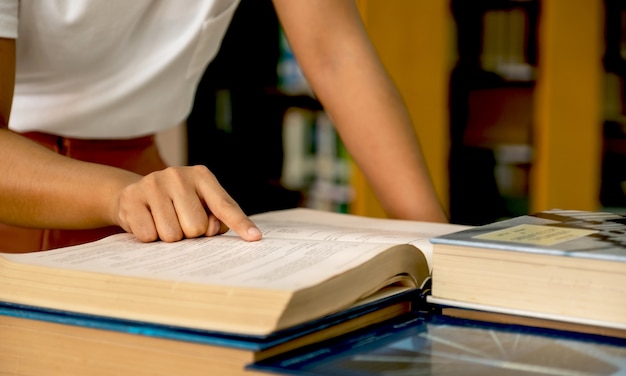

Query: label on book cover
<box><xmin>473</xmin><ymin>224</ymin><xmax>597</xmax><ymax>246</ymax></box>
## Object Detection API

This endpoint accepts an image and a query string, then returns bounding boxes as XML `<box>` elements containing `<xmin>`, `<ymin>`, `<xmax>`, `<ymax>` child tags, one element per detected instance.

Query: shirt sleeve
<box><xmin>0</xmin><ymin>0</ymin><xmax>18</xmax><ymax>38</ymax></box>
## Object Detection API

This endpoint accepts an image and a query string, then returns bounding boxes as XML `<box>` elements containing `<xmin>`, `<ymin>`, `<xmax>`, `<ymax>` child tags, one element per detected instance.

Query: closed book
<box><xmin>429</xmin><ymin>209</ymin><xmax>626</xmax><ymax>330</ymax></box>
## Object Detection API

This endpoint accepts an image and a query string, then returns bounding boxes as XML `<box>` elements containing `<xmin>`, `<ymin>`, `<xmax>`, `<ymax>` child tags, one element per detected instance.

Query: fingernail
<box><xmin>247</xmin><ymin>227</ymin><xmax>262</xmax><ymax>239</ymax></box>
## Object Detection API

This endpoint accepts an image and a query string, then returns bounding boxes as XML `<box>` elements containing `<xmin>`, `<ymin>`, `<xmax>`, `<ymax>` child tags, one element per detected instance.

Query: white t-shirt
<box><xmin>0</xmin><ymin>0</ymin><xmax>240</xmax><ymax>139</ymax></box>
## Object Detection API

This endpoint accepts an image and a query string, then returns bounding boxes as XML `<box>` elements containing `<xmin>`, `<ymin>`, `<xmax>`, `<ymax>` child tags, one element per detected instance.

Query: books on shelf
<box><xmin>481</xmin><ymin>7</ymin><xmax>534</xmax><ymax>81</ymax></box>
<box><xmin>428</xmin><ymin>209</ymin><xmax>626</xmax><ymax>331</ymax></box>
<box><xmin>0</xmin><ymin>208</ymin><xmax>468</xmax><ymax>375</ymax></box>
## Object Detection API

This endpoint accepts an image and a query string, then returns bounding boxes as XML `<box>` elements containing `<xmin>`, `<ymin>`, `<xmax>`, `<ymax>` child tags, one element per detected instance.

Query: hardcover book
<box><xmin>0</xmin><ymin>289</ymin><xmax>418</xmax><ymax>376</ymax></box>
<box><xmin>428</xmin><ymin>209</ymin><xmax>626</xmax><ymax>330</ymax></box>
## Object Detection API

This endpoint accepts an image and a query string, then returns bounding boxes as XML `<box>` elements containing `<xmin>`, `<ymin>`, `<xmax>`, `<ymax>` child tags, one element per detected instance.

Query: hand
<box><xmin>113</xmin><ymin>165</ymin><xmax>262</xmax><ymax>242</ymax></box>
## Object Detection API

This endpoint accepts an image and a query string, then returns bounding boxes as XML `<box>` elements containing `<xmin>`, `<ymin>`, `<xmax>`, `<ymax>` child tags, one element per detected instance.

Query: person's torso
<box><xmin>10</xmin><ymin>0</ymin><xmax>240</xmax><ymax>138</ymax></box>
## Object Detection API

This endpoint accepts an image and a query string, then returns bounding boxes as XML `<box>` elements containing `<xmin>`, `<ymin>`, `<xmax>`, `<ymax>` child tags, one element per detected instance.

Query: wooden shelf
<box><xmin>531</xmin><ymin>0</ymin><xmax>604</xmax><ymax>212</ymax></box>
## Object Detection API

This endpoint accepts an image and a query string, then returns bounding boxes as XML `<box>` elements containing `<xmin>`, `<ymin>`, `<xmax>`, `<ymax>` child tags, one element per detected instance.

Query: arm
<box><xmin>272</xmin><ymin>0</ymin><xmax>448</xmax><ymax>222</ymax></box>
<box><xmin>0</xmin><ymin>38</ymin><xmax>261</xmax><ymax>243</ymax></box>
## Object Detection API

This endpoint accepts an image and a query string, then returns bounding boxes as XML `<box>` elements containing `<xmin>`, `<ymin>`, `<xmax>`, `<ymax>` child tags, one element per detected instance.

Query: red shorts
<box><xmin>0</xmin><ymin>132</ymin><xmax>168</xmax><ymax>253</ymax></box>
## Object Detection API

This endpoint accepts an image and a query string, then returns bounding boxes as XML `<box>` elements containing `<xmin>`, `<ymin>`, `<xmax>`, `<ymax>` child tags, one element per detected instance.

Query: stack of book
<box><xmin>250</xmin><ymin>209</ymin><xmax>626</xmax><ymax>375</ymax></box>
<box><xmin>2</xmin><ymin>208</ymin><xmax>625</xmax><ymax>375</ymax></box>
<box><xmin>0</xmin><ymin>208</ymin><xmax>466</xmax><ymax>375</ymax></box>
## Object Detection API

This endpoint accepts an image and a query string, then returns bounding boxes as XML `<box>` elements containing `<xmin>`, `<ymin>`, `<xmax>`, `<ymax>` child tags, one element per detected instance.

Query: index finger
<box><xmin>194</xmin><ymin>166</ymin><xmax>262</xmax><ymax>241</ymax></box>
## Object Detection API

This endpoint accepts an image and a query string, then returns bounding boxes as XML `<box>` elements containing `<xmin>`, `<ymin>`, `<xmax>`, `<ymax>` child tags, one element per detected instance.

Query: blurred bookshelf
<box><xmin>185</xmin><ymin>0</ymin><xmax>622</xmax><ymax>222</ymax></box>
<box><xmin>276</xmin><ymin>29</ymin><xmax>353</xmax><ymax>213</ymax></box>
<box><xmin>601</xmin><ymin>0</ymin><xmax>626</xmax><ymax>214</ymax></box>
<box><xmin>449</xmin><ymin>0</ymin><xmax>625</xmax><ymax>224</ymax></box>
<box><xmin>186</xmin><ymin>0</ymin><xmax>352</xmax><ymax>215</ymax></box>
<box><xmin>186</xmin><ymin>0</ymin><xmax>301</xmax><ymax>216</ymax></box>
<box><xmin>449</xmin><ymin>0</ymin><xmax>539</xmax><ymax>225</ymax></box>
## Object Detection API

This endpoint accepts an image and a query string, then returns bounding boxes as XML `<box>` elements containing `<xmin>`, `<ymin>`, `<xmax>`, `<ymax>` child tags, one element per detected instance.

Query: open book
<box><xmin>0</xmin><ymin>208</ymin><xmax>467</xmax><ymax>336</ymax></box>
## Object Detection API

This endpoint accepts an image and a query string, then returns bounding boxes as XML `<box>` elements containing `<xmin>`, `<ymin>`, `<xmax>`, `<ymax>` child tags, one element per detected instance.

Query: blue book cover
<box><xmin>430</xmin><ymin>209</ymin><xmax>626</xmax><ymax>261</ymax></box>
<box><xmin>249</xmin><ymin>312</ymin><xmax>626</xmax><ymax>375</ymax></box>
<box><xmin>0</xmin><ymin>288</ymin><xmax>423</xmax><ymax>352</ymax></box>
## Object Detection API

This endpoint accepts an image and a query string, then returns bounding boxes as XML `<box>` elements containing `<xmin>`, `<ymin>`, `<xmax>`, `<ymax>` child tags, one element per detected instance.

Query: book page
<box><xmin>249</xmin><ymin>208</ymin><xmax>469</xmax><ymax>267</ymax></box>
<box><xmin>1</xmin><ymin>209</ymin><xmax>467</xmax><ymax>289</ymax></box>
<box><xmin>1</xmin><ymin>234</ymin><xmax>405</xmax><ymax>290</ymax></box>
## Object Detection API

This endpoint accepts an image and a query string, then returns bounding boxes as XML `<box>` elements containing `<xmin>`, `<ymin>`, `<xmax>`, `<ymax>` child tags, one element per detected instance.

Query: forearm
<box><xmin>274</xmin><ymin>0</ymin><xmax>447</xmax><ymax>222</ymax></box>
<box><xmin>0</xmin><ymin>38</ymin><xmax>125</xmax><ymax>230</ymax></box>
<box><xmin>0</xmin><ymin>129</ymin><xmax>262</xmax><ymax>242</ymax></box>
<box><xmin>0</xmin><ymin>129</ymin><xmax>138</xmax><ymax>229</ymax></box>
<box><xmin>315</xmin><ymin>61</ymin><xmax>447</xmax><ymax>222</ymax></box>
